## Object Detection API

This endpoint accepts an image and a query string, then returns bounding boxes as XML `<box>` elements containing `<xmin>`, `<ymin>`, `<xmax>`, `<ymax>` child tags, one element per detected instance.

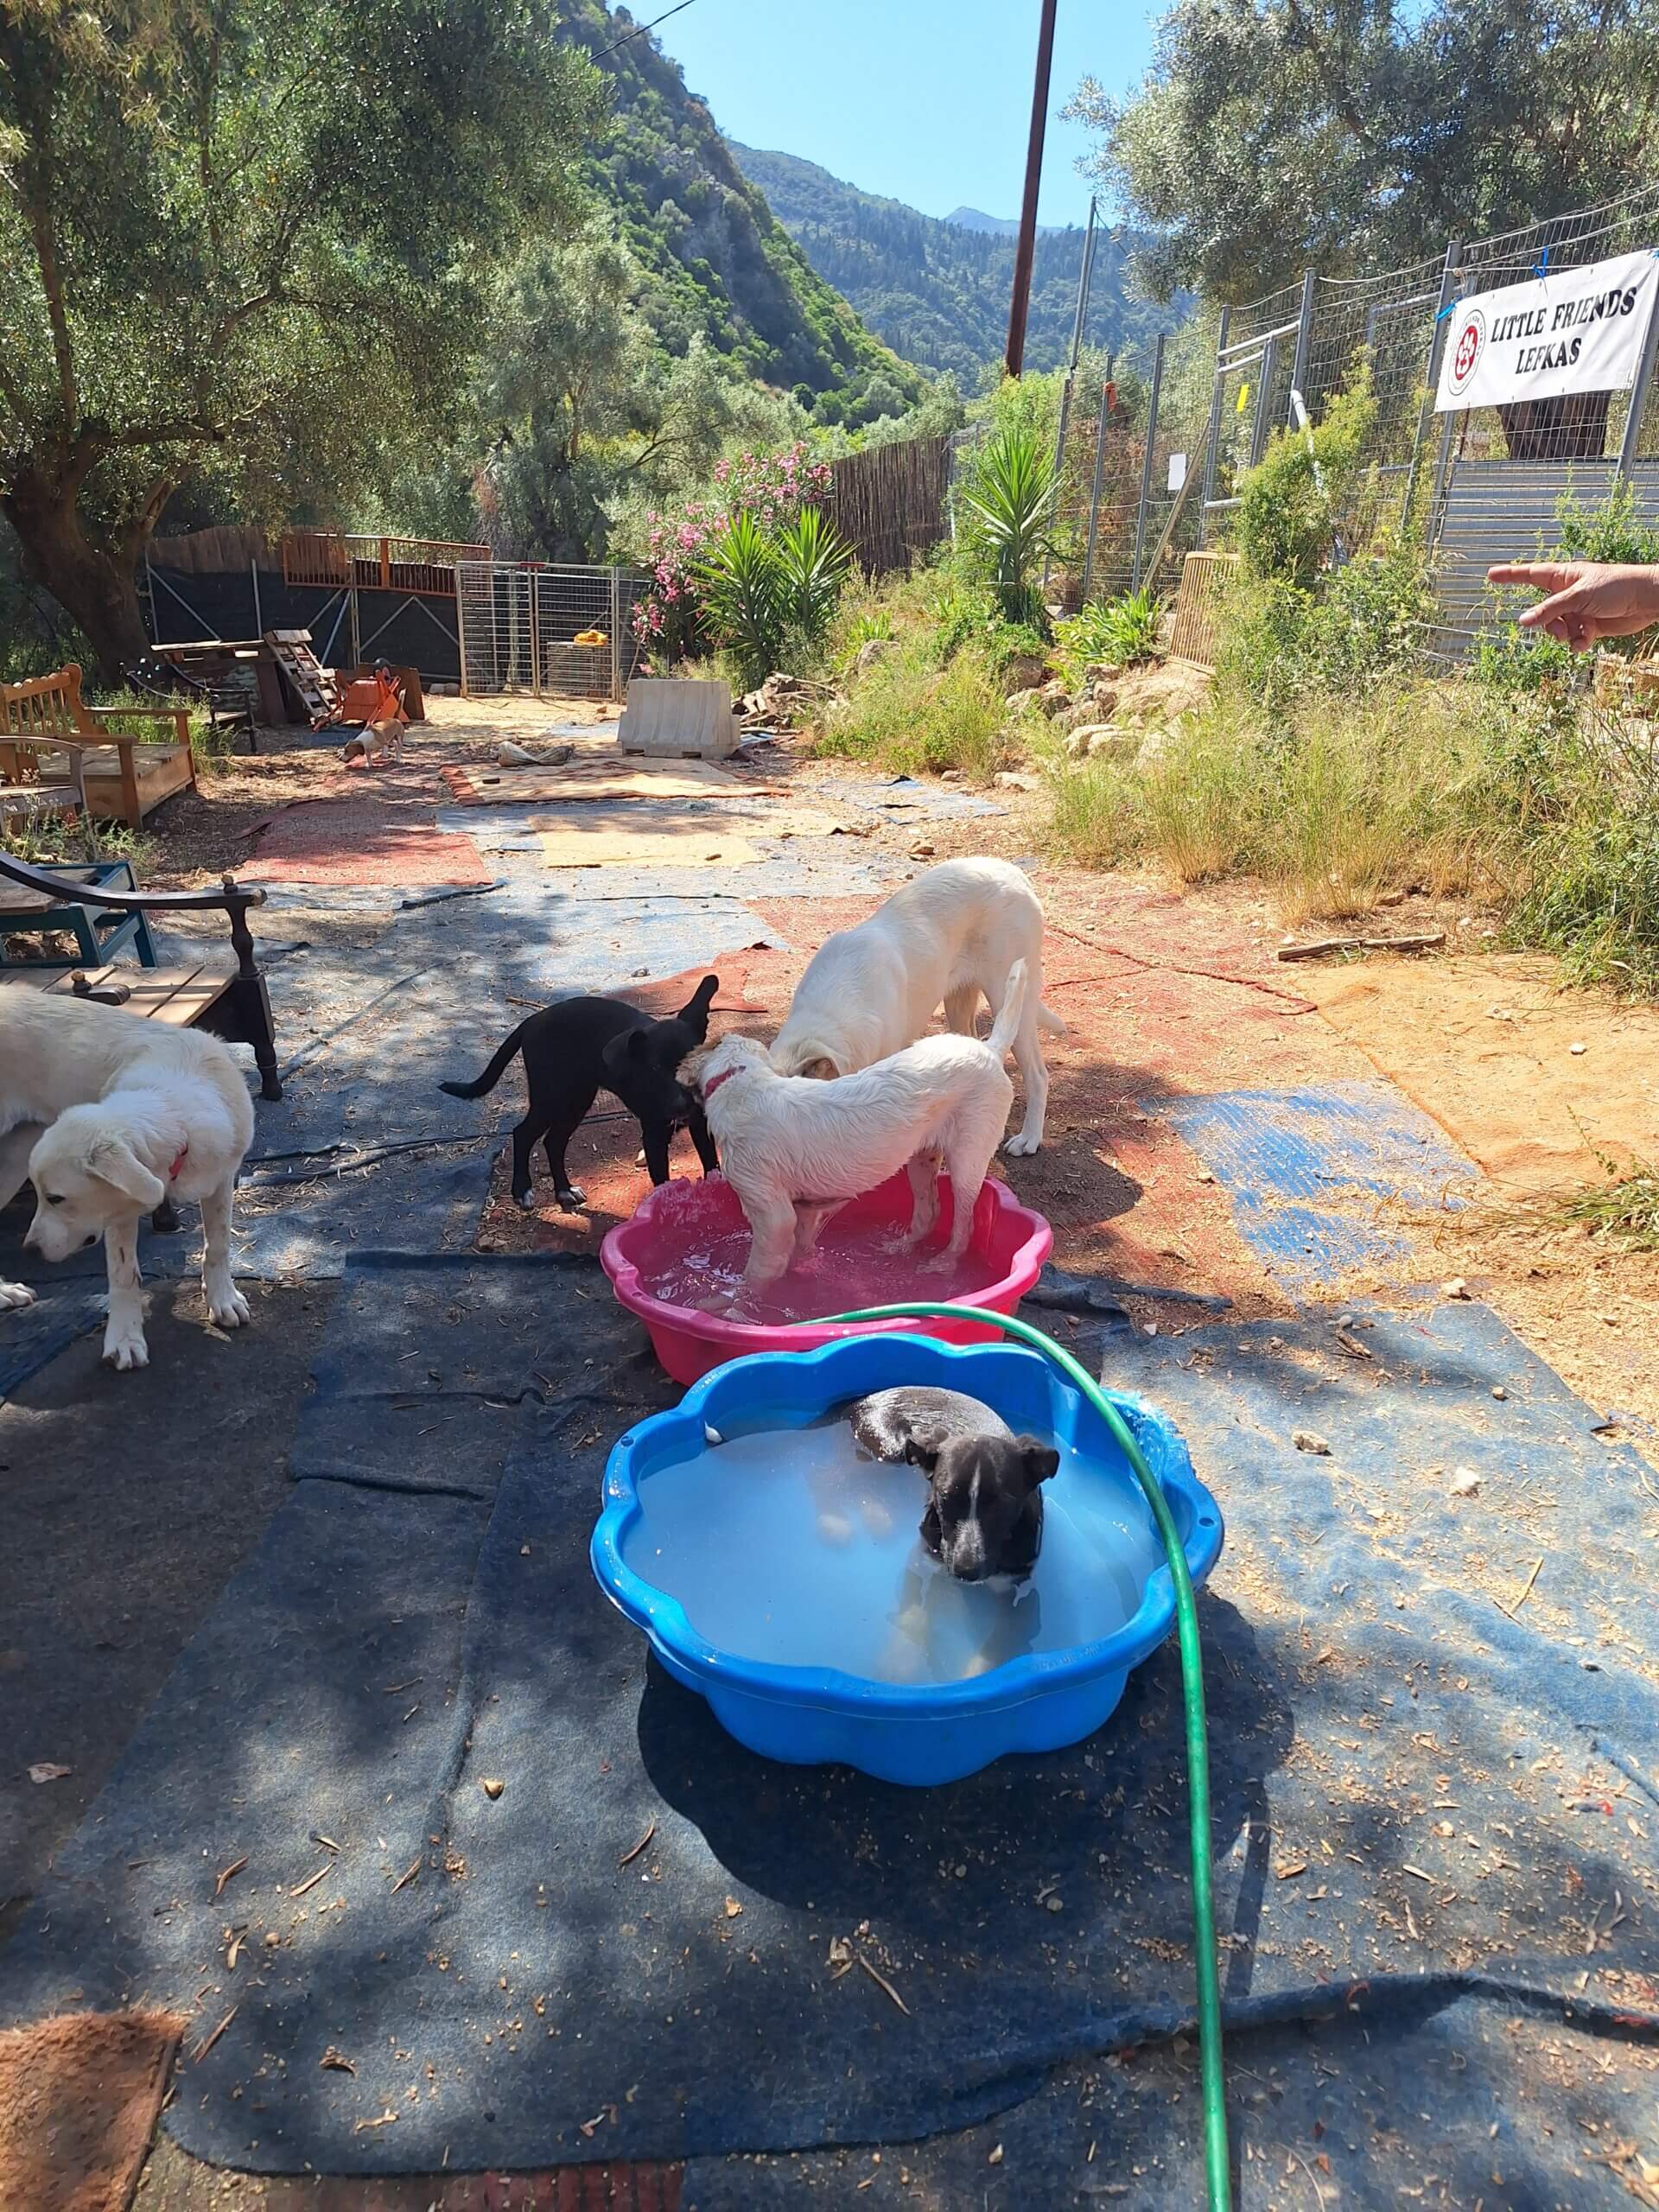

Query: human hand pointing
<box><xmin>1484</xmin><ymin>560</ymin><xmax>1659</xmax><ymax>651</ymax></box>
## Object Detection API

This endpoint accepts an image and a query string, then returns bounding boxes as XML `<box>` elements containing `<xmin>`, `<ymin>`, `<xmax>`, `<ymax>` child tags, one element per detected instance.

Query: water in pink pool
<box><xmin>639</xmin><ymin>1217</ymin><xmax>995</xmax><ymax>1325</ymax></box>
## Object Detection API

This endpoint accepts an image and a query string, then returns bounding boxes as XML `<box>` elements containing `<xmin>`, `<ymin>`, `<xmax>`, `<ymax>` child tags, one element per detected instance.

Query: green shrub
<box><xmin>1234</xmin><ymin>370</ymin><xmax>1378</xmax><ymax>589</ymax></box>
<box><xmin>956</xmin><ymin>424</ymin><xmax>1058</xmax><ymax>629</ymax></box>
<box><xmin>1053</xmin><ymin>588</ymin><xmax>1163</xmax><ymax>686</ymax></box>
<box><xmin>694</xmin><ymin>504</ymin><xmax>853</xmax><ymax>687</ymax></box>
<box><xmin>1554</xmin><ymin>475</ymin><xmax>1659</xmax><ymax>566</ymax></box>
<box><xmin>1216</xmin><ymin>543</ymin><xmax>1431</xmax><ymax>712</ymax></box>
<box><xmin>816</xmin><ymin>645</ymin><xmax>1008</xmax><ymax>781</ymax></box>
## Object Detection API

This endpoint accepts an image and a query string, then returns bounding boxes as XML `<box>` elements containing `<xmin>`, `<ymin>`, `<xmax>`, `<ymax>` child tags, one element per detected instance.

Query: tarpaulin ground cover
<box><xmin>1150</xmin><ymin>1080</ymin><xmax>1477</xmax><ymax>1292</ymax></box>
<box><xmin>3</xmin><ymin>1258</ymin><xmax>1653</xmax><ymax>2193</ymax></box>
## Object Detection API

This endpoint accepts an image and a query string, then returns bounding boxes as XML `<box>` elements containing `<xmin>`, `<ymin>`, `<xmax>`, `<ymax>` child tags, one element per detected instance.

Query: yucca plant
<box><xmin>959</xmin><ymin>425</ymin><xmax>1058</xmax><ymax>630</ymax></box>
<box><xmin>695</xmin><ymin>511</ymin><xmax>785</xmax><ymax>689</ymax></box>
<box><xmin>775</xmin><ymin>506</ymin><xmax>855</xmax><ymax>645</ymax></box>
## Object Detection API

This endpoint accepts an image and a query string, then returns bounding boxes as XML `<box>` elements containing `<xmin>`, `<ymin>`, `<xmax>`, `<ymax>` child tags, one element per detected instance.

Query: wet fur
<box><xmin>850</xmin><ymin>1385</ymin><xmax>1058</xmax><ymax>1580</ymax></box>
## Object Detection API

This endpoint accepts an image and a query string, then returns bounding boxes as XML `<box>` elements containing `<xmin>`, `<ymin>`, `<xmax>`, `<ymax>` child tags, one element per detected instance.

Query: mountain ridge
<box><xmin>730</xmin><ymin>141</ymin><xmax>1178</xmax><ymax>380</ymax></box>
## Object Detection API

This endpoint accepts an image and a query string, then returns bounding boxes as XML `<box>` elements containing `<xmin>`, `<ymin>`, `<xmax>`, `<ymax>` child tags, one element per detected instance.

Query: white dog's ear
<box><xmin>86</xmin><ymin>1133</ymin><xmax>167</xmax><ymax>1211</ymax></box>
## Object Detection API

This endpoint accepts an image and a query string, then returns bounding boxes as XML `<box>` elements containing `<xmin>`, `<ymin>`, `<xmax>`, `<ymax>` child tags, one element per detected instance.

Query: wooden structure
<box><xmin>279</xmin><ymin>531</ymin><xmax>488</xmax><ymax>598</ymax></box>
<box><xmin>0</xmin><ymin>851</ymin><xmax>281</xmax><ymax>1099</ymax></box>
<box><xmin>0</xmin><ymin>664</ymin><xmax>195</xmax><ymax>829</ymax></box>
<box><xmin>0</xmin><ymin>859</ymin><xmax>156</xmax><ymax>971</ymax></box>
<box><xmin>825</xmin><ymin>435</ymin><xmax>950</xmax><ymax>575</ymax></box>
<box><xmin>264</xmin><ymin>629</ymin><xmax>340</xmax><ymax>726</ymax></box>
<box><xmin>1167</xmin><ymin>550</ymin><xmax>1239</xmax><ymax>672</ymax></box>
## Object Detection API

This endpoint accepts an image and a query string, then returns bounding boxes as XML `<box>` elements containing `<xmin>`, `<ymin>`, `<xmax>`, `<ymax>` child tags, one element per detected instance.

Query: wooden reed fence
<box><xmin>825</xmin><ymin>434</ymin><xmax>950</xmax><ymax>575</ymax></box>
<box><xmin>1167</xmin><ymin>550</ymin><xmax>1239</xmax><ymax>670</ymax></box>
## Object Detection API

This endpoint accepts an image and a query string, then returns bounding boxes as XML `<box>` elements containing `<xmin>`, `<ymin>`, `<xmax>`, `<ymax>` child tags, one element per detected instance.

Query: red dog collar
<box><xmin>168</xmin><ymin>1146</ymin><xmax>188</xmax><ymax>1180</ymax></box>
<box><xmin>701</xmin><ymin>1065</ymin><xmax>741</xmax><ymax>1103</ymax></box>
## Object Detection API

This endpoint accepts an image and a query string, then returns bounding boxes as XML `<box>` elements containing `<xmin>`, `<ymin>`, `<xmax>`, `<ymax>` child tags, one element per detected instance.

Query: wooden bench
<box><xmin>0</xmin><ymin>852</ymin><xmax>281</xmax><ymax>1099</ymax></box>
<box><xmin>0</xmin><ymin>662</ymin><xmax>198</xmax><ymax>828</ymax></box>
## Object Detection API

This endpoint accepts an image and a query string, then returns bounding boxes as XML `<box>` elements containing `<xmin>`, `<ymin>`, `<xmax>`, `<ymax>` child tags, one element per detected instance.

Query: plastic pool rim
<box><xmin>591</xmin><ymin>1332</ymin><xmax>1224</xmax><ymax>1735</ymax></box>
<box><xmin>600</xmin><ymin>1172</ymin><xmax>1053</xmax><ymax>1383</ymax></box>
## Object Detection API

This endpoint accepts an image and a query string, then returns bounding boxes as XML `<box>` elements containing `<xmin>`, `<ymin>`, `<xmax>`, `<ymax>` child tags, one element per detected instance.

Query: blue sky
<box><xmin>658</xmin><ymin>0</ymin><xmax>1154</xmax><ymax>229</ymax></box>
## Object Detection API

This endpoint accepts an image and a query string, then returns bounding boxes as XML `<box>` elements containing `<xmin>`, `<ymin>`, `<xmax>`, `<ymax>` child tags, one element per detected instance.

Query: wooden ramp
<box><xmin>264</xmin><ymin>629</ymin><xmax>340</xmax><ymax>728</ymax></box>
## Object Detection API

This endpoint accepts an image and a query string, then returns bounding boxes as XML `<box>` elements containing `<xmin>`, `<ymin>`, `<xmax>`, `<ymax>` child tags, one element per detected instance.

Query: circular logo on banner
<box><xmin>1449</xmin><ymin>308</ymin><xmax>1485</xmax><ymax>395</ymax></box>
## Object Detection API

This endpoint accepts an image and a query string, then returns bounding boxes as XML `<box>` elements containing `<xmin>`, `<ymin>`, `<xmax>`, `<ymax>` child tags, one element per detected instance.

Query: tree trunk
<box><xmin>1</xmin><ymin>471</ymin><xmax>151</xmax><ymax>683</ymax></box>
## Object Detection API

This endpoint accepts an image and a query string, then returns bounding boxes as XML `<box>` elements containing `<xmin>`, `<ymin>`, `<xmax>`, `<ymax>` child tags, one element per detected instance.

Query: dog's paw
<box><xmin>512</xmin><ymin>1189</ymin><xmax>537</xmax><ymax>1212</ymax></box>
<box><xmin>207</xmin><ymin>1282</ymin><xmax>251</xmax><ymax>1329</ymax></box>
<box><xmin>555</xmin><ymin>1185</ymin><xmax>587</xmax><ymax>1211</ymax></box>
<box><xmin>0</xmin><ymin>1281</ymin><xmax>38</xmax><ymax>1313</ymax></box>
<box><xmin>1002</xmin><ymin>1132</ymin><xmax>1042</xmax><ymax>1158</ymax></box>
<box><xmin>102</xmin><ymin>1323</ymin><xmax>149</xmax><ymax>1371</ymax></box>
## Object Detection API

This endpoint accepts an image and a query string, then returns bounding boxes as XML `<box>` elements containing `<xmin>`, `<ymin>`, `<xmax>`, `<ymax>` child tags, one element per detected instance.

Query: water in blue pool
<box><xmin>620</xmin><ymin>1414</ymin><xmax>1166</xmax><ymax>1685</ymax></box>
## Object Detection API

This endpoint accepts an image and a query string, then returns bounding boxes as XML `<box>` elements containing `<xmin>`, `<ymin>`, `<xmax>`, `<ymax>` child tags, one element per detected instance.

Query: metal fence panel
<box><xmin>457</xmin><ymin>563</ymin><xmax>650</xmax><ymax>700</ymax></box>
<box><xmin>1432</xmin><ymin>458</ymin><xmax>1659</xmax><ymax>656</ymax></box>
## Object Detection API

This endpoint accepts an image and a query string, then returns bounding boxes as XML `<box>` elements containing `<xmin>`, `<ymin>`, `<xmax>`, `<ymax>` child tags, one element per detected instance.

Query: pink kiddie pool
<box><xmin>601</xmin><ymin>1170</ymin><xmax>1053</xmax><ymax>1384</ymax></box>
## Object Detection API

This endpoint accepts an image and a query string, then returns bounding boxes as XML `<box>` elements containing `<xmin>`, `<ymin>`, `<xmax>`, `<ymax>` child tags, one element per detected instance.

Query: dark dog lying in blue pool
<box><xmin>850</xmin><ymin>1386</ymin><xmax>1058</xmax><ymax>1582</ymax></box>
<box><xmin>441</xmin><ymin>976</ymin><xmax>720</xmax><ymax>1211</ymax></box>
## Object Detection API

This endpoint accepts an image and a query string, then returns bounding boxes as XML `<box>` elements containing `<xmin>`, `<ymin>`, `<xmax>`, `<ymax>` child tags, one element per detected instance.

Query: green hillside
<box><xmin>731</xmin><ymin>143</ymin><xmax>1182</xmax><ymax>382</ymax></box>
<box><xmin>557</xmin><ymin>3</ymin><xmax>925</xmax><ymax>424</ymax></box>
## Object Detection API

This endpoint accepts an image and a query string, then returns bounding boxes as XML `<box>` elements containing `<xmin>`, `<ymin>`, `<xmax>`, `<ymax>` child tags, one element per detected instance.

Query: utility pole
<box><xmin>1004</xmin><ymin>0</ymin><xmax>1059</xmax><ymax>378</ymax></box>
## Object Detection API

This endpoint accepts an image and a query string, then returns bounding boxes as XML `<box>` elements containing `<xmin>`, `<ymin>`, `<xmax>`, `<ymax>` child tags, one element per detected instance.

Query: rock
<box><xmin>1441</xmin><ymin>1276</ymin><xmax>1471</xmax><ymax>1300</ymax></box>
<box><xmin>855</xmin><ymin>637</ymin><xmax>891</xmax><ymax>673</ymax></box>
<box><xmin>910</xmin><ymin>841</ymin><xmax>936</xmax><ymax>859</ymax></box>
<box><xmin>1000</xmin><ymin>652</ymin><xmax>1049</xmax><ymax>695</ymax></box>
<box><xmin>1115</xmin><ymin>659</ymin><xmax>1212</xmax><ymax>725</ymax></box>
<box><xmin>1034</xmin><ymin>677</ymin><xmax>1071</xmax><ymax>716</ymax></box>
<box><xmin>1003</xmin><ymin>686</ymin><xmax>1044</xmax><ymax>719</ymax></box>
<box><xmin>739</xmin><ymin>671</ymin><xmax>833</xmax><ymax>730</ymax></box>
<box><xmin>1292</xmin><ymin>1429</ymin><xmax>1332</xmax><ymax>1456</ymax></box>
<box><xmin>1377</xmin><ymin>887</ymin><xmax>1407</xmax><ymax>907</ymax></box>
<box><xmin>481</xmin><ymin>1777</ymin><xmax>505</xmax><ymax>1799</ymax></box>
<box><xmin>1084</xmin><ymin>661</ymin><xmax>1125</xmax><ymax>687</ymax></box>
<box><xmin>1064</xmin><ymin>721</ymin><xmax>1138</xmax><ymax>762</ymax></box>
<box><xmin>1449</xmin><ymin>1466</ymin><xmax>1482</xmax><ymax>1497</ymax></box>
<box><xmin>1088</xmin><ymin>681</ymin><xmax>1121</xmax><ymax>717</ymax></box>
<box><xmin>995</xmin><ymin>770</ymin><xmax>1041</xmax><ymax>791</ymax></box>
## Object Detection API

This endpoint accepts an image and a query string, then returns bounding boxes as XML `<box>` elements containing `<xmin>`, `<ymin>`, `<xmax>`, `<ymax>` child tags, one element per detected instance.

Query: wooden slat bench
<box><xmin>0</xmin><ymin>853</ymin><xmax>280</xmax><ymax>1098</ymax></box>
<box><xmin>0</xmin><ymin>663</ymin><xmax>197</xmax><ymax>827</ymax></box>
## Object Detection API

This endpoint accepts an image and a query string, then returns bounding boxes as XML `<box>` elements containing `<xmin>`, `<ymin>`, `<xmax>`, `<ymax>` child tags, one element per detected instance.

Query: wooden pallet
<box><xmin>264</xmin><ymin>628</ymin><xmax>340</xmax><ymax>728</ymax></box>
<box><xmin>0</xmin><ymin>959</ymin><xmax>233</xmax><ymax>1027</ymax></box>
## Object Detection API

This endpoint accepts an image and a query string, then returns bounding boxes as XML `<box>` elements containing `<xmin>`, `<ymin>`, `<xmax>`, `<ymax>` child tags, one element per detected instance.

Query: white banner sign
<box><xmin>1435</xmin><ymin>247</ymin><xmax>1659</xmax><ymax>413</ymax></box>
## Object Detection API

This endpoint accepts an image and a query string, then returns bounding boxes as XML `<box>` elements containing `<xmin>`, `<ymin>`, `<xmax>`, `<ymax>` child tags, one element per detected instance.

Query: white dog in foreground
<box><xmin>1</xmin><ymin>992</ymin><xmax>255</xmax><ymax>1370</ymax></box>
<box><xmin>768</xmin><ymin>856</ymin><xmax>1065</xmax><ymax>1155</ymax></box>
<box><xmin>695</xmin><ymin>961</ymin><xmax>1029</xmax><ymax>1304</ymax></box>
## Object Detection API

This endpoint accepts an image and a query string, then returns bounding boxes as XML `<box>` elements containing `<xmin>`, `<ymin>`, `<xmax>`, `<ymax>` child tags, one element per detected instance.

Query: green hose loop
<box><xmin>823</xmin><ymin>1301</ymin><xmax>1232</xmax><ymax>2212</ymax></box>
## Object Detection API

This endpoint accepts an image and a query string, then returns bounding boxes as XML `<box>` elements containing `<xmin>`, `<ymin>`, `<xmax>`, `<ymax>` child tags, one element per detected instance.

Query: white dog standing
<box><xmin>1</xmin><ymin>992</ymin><xmax>255</xmax><ymax>1370</ymax></box>
<box><xmin>768</xmin><ymin>856</ymin><xmax>1065</xmax><ymax>1155</ymax></box>
<box><xmin>695</xmin><ymin>962</ymin><xmax>1029</xmax><ymax>1304</ymax></box>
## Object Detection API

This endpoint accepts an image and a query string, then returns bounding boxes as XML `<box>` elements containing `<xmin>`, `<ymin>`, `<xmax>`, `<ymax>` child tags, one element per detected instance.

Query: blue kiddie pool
<box><xmin>591</xmin><ymin>1333</ymin><xmax>1224</xmax><ymax>1786</ymax></box>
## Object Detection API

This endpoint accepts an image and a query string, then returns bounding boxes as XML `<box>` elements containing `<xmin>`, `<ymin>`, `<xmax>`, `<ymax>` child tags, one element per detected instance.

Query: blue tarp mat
<box><xmin>1149</xmin><ymin>1082</ymin><xmax>1475</xmax><ymax>1291</ymax></box>
<box><xmin>3</xmin><ymin>1265</ymin><xmax>1654</xmax><ymax>2187</ymax></box>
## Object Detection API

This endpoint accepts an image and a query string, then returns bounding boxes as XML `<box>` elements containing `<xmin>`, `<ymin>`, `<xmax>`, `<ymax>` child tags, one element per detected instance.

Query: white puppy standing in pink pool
<box><xmin>690</xmin><ymin>961</ymin><xmax>1029</xmax><ymax>1314</ymax></box>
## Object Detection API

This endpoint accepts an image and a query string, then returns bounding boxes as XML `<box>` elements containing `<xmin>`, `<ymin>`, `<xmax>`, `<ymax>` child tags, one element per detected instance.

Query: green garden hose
<box><xmin>823</xmin><ymin>1301</ymin><xmax>1232</xmax><ymax>2212</ymax></box>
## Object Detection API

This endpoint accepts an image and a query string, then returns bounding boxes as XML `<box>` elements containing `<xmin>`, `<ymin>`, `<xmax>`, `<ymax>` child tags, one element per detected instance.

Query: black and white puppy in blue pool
<box><xmin>849</xmin><ymin>1386</ymin><xmax>1059</xmax><ymax>1582</ymax></box>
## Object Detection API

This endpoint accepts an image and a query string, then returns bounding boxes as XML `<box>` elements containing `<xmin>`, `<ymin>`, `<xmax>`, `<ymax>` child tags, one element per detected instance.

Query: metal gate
<box><xmin>455</xmin><ymin>563</ymin><xmax>651</xmax><ymax>701</ymax></box>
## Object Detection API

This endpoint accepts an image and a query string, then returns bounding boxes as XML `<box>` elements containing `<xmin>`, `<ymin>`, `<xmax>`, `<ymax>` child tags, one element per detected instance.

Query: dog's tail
<box><xmin>988</xmin><ymin>961</ymin><xmax>1029</xmax><ymax>1061</ymax></box>
<box><xmin>439</xmin><ymin>1020</ymin><xmax>527</xmax><ymax>1101</ymax></box>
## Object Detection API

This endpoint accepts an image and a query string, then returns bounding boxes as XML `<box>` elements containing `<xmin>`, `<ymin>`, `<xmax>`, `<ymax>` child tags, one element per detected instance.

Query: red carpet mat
<box><xmin>241</xmin><ymin>798</ymin><xmax>491</xmax><ymax>887</ymax></box>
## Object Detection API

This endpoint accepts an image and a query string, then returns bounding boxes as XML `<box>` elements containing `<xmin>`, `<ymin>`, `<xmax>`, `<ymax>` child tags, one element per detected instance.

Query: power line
<box><xmin>594</xmin><ymin>0</ymin><xmax>699</xmax><ymax>63</ymax></box>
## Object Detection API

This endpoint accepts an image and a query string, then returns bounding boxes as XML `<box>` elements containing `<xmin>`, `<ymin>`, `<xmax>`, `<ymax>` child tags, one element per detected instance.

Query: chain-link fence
<box><xmin>1064</xmin><ymin>181</ymin><xmax>1659</xmax><ymax>653</ymax></box>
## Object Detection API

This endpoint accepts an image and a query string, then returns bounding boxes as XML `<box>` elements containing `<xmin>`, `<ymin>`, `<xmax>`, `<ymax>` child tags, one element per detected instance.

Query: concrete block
<box><xmin>617</xmin><ymin>677</ymin><xmax>739</xmax><ymax>760</ymax></box>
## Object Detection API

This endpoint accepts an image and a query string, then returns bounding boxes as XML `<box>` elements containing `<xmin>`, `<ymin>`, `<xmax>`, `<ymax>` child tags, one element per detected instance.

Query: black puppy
<box><xmin>441</xmin><ymin>976</ymin><xmax>720</xmax><ymax>1211</ymax></box>
<box><xmin>849</xmin><ymin>1386</ymin><xmax>1059</xmax><ymax>1582</ymax></box>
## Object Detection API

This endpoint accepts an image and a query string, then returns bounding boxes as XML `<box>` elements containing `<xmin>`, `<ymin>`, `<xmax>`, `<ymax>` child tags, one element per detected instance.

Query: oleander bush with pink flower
<box><xmin>630</xmin><ymin>441</ymin><xmax>837</xmax><ymax>673</ymax></box>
